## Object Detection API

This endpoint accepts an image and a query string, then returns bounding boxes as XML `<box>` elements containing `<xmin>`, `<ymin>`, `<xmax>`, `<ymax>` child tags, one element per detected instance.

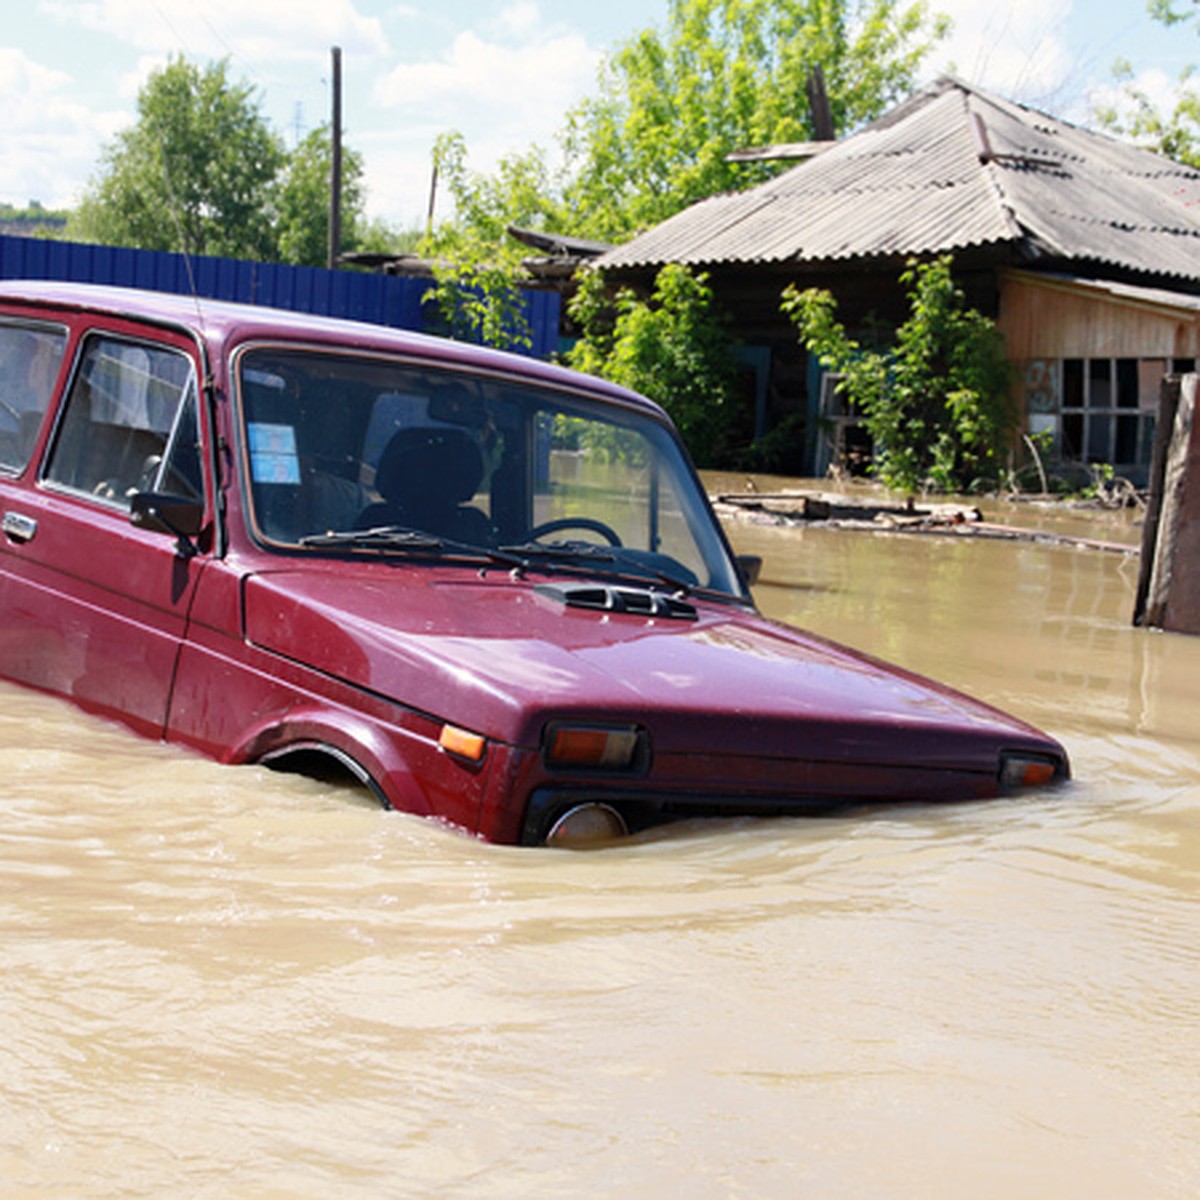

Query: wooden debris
<box><xmin>714</xmin><ymin>489</ymin><xmax>982</xmax><ymax>527</ymax></box>
<box><xmin>712</xmin><ymin>489</ymin><xmax>1138</xmax><ymax>554</ymax></box>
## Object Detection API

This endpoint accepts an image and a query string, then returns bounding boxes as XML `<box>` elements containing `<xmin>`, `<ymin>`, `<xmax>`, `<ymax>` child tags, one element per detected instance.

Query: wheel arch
<box><xmin>230</xmin><ymin>708</ymin><xmax>435</xmax><ymax>817</ymax></box>
<box><xmin>258</xmin><ymin>739</ymin><xmax>391</xmax><ymax>808</ymax></box>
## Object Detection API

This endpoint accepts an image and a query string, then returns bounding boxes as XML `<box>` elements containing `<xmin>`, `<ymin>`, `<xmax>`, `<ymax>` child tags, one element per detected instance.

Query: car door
<box><xmin>0</xmin><ymin>323</ymin><xmax>211</xmax><ymax>739</ymax></box>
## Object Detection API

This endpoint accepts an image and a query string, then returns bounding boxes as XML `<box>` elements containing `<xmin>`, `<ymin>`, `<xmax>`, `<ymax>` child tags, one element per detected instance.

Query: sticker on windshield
<box><xmin>248</xmin><ymin>422</ymin><xmax>301</xmax><ymax>485</ymax></box>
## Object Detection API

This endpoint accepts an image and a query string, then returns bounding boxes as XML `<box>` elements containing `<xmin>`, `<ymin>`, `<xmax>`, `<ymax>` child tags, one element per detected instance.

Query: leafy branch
<box><xmin>783</xmin><ymin>256</ymin><xmax>1015</xmax><ymax>493</ymax></box>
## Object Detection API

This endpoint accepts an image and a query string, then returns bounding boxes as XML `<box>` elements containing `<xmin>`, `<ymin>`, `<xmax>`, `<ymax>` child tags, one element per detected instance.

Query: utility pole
<box><xmin>426</xmin><ymin>160</ymin><xmax>438</xmax><ymax>240</ymax></box>
<box><xmin>328</xmin><ymin>45</ymin><xmax>343</xmax><ymax>270</ymax></box>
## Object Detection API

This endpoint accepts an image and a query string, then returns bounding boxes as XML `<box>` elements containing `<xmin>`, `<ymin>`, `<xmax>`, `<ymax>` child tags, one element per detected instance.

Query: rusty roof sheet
<box><xmin>597</xmin><ymin>78</ymin><xmax>1200</xmax><ymax>283</ymax></box>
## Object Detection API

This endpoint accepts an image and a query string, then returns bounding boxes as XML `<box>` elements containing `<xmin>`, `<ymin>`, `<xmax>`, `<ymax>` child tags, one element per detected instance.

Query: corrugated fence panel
<box><xmin>0</xmin><ymin>234</ymin><xmax>560</xmax><ymax>358</ymax></box>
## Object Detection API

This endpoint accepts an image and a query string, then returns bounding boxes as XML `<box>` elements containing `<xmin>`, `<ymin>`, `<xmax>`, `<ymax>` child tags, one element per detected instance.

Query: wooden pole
<box><xmin>426</xmin><ymin>161</ymin><xmax>438</xmax><ymax>241</ymax></box>
<box><xmin>328</xmin><ymin>46</ymin><xmax>343</xmax><ymax>270</ymax></box>
<box><xmin>1133</xmin><ymin>374</ymin><xmax>1181</xmax><ymax>625</ymax></box>
<box><xmin>806</xmin><ymin>66</ymin><xmax>835</xmax><ymax>142</ymax></box>
<box><xmin>1135</xmin><ymin>374</ymin><xmax>1200</xmax><ymax>634</ymax></box>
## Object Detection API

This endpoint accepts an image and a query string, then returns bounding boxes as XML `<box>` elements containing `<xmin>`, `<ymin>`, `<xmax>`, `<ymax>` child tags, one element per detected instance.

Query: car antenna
<box><xmin>158</xmin><ymin>141</ymin><xmax>207</xmax><ymax>329</ymax></box>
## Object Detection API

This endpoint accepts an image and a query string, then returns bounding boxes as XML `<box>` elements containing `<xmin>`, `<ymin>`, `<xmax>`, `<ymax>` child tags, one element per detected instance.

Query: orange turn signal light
<box><xmin>439</xmin><ymin>724</ymin><xmax>487</xmax><ymax>763</ymax></box>
<box><xmin>999</xmin><ymin>753</ymin><xmax>1059</xmax><ymax>789</ymax></box>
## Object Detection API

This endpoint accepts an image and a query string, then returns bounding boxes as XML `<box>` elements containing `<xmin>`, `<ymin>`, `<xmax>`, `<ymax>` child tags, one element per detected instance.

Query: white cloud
<box><xmin>41</xmin><ymin>0</ymin><xmax>389</xmax><ymax>61</ymax></box>
<box><xmin>356</xmin><ymin>130</ymin><xmax>438</xmax><ymax>233</ymax></box>
<box><xmin>369</xmin><ymin>4</ymin><xmax>600</xmax><ymax>220</ymax></box>
<box><xmin>0</xmin><ymin>45</ymin><xmax>72</xmax><ymax>115</ymax></box>
<box><xmin>1086</xmin><ymin>65</ymin><xmax>1192</xmax><ymax>142</ymax></box>
<box><xmin>493</xmin><ymin>1</ymin><xmax>542</xmax><ymax>41</ymax></box>
<box><xmin>0</xmin><ymin>47</ymin><xmax>123</xmax><ymax>207</ymax></box>
<box><xmin>374</xmin><ymin>28</ymin><xmax>597</xmax><ymax>122</ymax></box>
<box><xmin>928</xmin><ymin>0</ymin><xmax>1075</xmax><ymax>106</ymax></box>
<box><xmin>117</xmin><ymin>54</ymin><xmax>167</xmax><ymax>102</ymax></box>
<box><xmin>364</xmin><ymin>7</ymin><xmax>601</xmax><ymax>228</ymax></box>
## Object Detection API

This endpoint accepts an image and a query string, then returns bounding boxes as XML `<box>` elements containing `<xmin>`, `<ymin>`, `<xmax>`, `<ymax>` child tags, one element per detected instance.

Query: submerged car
<box><xmin>0</xmin><ymin>281</ymin><xmax>1068</xmax><ymax>845</ymax></box>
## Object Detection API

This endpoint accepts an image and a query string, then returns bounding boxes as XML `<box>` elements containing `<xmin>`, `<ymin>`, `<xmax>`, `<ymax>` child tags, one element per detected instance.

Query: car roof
<box><xmin>0</xmin><ymin>279</ymin><xmax>663</xmax><ymax>416</ymax></box>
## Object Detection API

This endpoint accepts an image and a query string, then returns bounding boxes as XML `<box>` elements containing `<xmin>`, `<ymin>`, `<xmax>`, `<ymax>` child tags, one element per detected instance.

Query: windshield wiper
<box><xmin>299</xmin><ymin>525</ymin><xmax>444</xmax><ymax>551</ymax></box>
<box><xmin>298</xmin><ymin>528</ymin><xmax>694</xmax><ymax>593</ymax></box>
<box><xmin>300</xmin><ymin>525</ymin><xmax>529</xmax><ymax>572</ymax></box>
<box><xmin>611</xmin><ymin>554</ymin><xmax>696</xmax><ymax>596</ymax></box>
<box><xmin>498</xmin><ymin>540</ymin><xmax>694</xmax><ymax>595</ymax></box>
<box><xmin>498</xmin><ymin>539</ymin><xmax>616</xmax><ymax>567</ymax></box>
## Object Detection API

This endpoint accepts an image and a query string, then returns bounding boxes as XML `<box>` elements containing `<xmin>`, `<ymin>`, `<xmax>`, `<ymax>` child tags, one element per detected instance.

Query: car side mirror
<box><xmin>736</xmin><ymin>554</ymin><xmax>763</xmax><ymax>587</ymax></box>
<box><xmin>130</xmin><ymin>491</ymin><xmax>204</xmax><ymax>557</ymax></box>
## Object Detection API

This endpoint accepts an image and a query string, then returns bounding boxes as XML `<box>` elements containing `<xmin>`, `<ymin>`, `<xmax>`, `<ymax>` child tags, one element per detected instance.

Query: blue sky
<box><xmin>2</xmin><ymin>1</ymin><xmax>1196</xmax><ymax>229</ymax></box>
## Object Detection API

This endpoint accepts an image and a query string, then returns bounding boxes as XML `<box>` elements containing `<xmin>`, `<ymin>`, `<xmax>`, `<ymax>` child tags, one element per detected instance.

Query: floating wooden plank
<box><xmin>713</xmin><ymin>489</ymin><xmax>1138</xmax><ymax>553</ymax></box>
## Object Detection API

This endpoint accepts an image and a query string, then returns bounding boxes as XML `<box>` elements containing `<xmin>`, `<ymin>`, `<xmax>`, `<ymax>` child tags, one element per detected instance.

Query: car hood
<box><xmin>242</xmin><ymin>565</ymin><xmax>1057</xmax><ymax>768</ymax></box>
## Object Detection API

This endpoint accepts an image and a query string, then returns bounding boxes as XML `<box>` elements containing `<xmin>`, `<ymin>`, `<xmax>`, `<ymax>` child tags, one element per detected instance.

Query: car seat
<box><xmin>359</xmin><ymin>425</ymin><xmax>492</xmax><ymax>544</ymax></box>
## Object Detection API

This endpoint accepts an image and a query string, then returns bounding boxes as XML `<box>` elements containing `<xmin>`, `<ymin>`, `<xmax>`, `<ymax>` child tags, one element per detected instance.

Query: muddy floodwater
<box><xmin>2</xmin><ymin>485</ymin><xmax>1198</xmax><ymax>1198</ymax></box>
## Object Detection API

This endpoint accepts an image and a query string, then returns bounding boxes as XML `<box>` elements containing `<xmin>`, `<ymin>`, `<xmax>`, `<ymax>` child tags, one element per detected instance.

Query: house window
<box><xmin>815</xmin><ymin>371</ymin><xmax>873</xmax><ymax>476</ymax></box>
<box><xmin>1059</xmin><ymin>357</ymin><xmax>1158</xmax><ymax>471</ymax></box>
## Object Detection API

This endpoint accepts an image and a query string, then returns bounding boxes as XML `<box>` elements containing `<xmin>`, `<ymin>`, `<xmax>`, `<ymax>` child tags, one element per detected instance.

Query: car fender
<box><xmin>228</xmin><ymin>705</ymin><xmax>435</xmax><ymax>817</ymax></box>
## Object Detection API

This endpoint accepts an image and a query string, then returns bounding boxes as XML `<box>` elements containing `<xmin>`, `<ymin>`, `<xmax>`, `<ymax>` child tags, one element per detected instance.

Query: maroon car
<box><xmin>0</xmin><ymin>282</ymin><xmax>1067</xmax><ymax>845</ymax></box>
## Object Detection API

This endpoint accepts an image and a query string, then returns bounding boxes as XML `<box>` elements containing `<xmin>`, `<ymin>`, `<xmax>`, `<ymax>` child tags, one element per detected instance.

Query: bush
<box><xmin>566</xmin><ymin>265</ymin><xmax>739</xmax><ymax>466</ymax></box>
<box><xmin>782</xmin><ymin>256</ymin><xmax>1015</xmax><ymax>493</ymax></box>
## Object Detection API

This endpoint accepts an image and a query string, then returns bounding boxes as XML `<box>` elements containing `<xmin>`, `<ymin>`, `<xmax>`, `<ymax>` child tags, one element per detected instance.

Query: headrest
<box><xmin>374</xmin><ymin>426</ymin><xmax>484</xmax><ymax>507</ymax></box>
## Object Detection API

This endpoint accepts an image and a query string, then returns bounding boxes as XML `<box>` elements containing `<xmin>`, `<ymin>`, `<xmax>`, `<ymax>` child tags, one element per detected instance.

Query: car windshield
<box><xmin>235</xmin><ymin>347</ymin><xmax>745</xmax><ymax>597</ymax></box>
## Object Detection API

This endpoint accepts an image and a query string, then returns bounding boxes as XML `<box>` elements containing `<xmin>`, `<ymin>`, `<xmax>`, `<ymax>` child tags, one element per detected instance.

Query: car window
<box><xmin>0</xmin><ymin>322</ymin><xmax>67</xmax><ymax>472</ymax></box>
<box><xmin>44</xmin><ymin>335</ymin><xmax>201</xmax><ymax>508</ymax></box>
<box><xmin>236</xmin><ymin>347</ymin><xmax>745</xmax><ymax>596</ymax></box>
<box><xmin>537</xmin><ymin>410</ymin><xmax>709</xmax><ymax>584</ymax></box>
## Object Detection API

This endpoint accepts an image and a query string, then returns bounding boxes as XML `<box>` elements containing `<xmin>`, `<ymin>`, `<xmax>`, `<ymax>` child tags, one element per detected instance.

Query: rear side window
<box><xmin>0</xmin><ymin>322</ymin><xmax>67</xmax><ymax>472</ymax></box>
<box><xmin>44</xmin><ymin>335</ymin><xmax>201</xmax><ymax>508</ymax></box>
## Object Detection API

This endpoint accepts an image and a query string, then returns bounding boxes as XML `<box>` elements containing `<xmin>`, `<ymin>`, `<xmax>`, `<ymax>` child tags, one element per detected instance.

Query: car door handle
<box><xmin>2</xmin><ymin>512</ymin><xmax>38</xmax><ymax>543</ymax></box>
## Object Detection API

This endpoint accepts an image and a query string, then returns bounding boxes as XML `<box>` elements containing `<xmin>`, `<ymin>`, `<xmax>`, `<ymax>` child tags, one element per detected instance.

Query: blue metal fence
<box><xmin>0</xmin><ymin>234</ymin><xmax>561</xmax><ymax>359</ymax></box>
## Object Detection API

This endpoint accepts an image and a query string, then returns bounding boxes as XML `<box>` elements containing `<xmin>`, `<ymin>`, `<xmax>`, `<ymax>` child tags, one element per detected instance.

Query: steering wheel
<box><xmin>525</xmin><ymin>517</ymin><xmax>623</xmax><ymax>547</ymax></box>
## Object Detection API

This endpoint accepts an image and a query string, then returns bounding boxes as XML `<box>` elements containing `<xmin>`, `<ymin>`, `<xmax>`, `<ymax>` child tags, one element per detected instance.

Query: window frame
<box><xmin>41</xmin><ymin>330</ymin><xmax>203</xmax><ymax>513</ymax></box>
<box><xmin>0</xmin><ymin>317</ymin><xmax>69</xmax><ymax>476</ymax></box>
<box><xmin>1057</xmin><ymin>355</ymin><xmax>1172</xmax><ymax>472</ymax></box>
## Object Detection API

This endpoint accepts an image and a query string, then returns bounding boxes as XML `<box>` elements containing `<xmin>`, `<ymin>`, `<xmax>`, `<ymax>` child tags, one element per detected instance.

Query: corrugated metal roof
<box><xmin>1006</xmin><ymin>270</ymin><xmax>1200</xmax><ymax>315</ymax></box>
<box><xmin>596</xmin><ymin>78</ymin><xmax>1200</xmax><ymax>283</ymax></box>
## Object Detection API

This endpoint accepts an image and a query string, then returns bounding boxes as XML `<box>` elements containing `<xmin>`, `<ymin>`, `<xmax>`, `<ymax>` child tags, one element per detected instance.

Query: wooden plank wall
<box><xmin>999</xmin><ymin>274</ymin><xmax>1200</xmax><ymax>360</ymax></box>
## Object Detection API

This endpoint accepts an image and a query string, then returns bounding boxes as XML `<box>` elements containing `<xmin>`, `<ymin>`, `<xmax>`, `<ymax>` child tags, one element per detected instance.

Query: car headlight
<box><xmin>542</xmin><ymin>723</ymin><xmax>646</xmax><ymax>771</ymax></box>
<box><xmin>545</xmin><ymin>802</ymin><xmax>629</xmax><ymax>848</ymax></box>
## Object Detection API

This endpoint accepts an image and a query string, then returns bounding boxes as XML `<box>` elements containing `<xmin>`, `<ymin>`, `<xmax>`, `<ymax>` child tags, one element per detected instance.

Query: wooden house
<box><xmin>594</xmin><ymin>77</ymin><xmax>1200</xmax><ymax>481</ymax></box>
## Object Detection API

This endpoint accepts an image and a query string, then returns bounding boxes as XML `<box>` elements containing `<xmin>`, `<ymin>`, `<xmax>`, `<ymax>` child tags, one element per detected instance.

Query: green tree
<box><xmin>421</xmin><ymin>257</ymin><xmax>533</xmax><ymax>353</ymax></box>
<box><xmin>417</xmin><ymin>132</ymin><xmax>551</xmax><ymax>352</ymax></box>
<box><xmin>274</xmin><ymin>124</ymin><xmax>384</xmax><ymax>267</ymax></box>
<box><xmin>561</xmin><ymin>0</ymin><xmax>950</xmax><ymax>240</ymax></box>
<box><xmin>426</xmin><ymin>131</ymin><xmax>569</xmax><ymax>254</ymax></box>
<box><xmin>420</xmin><ymin>1</ymin><xmax>949</xmax><ymax>254</ymax></box>
<box><xmin>0</xmin><ymin>201</ymin><xmax>69</xmax><ymax>238</ymax></box>
<box><xmin>566</xmin><ymin>265</ymin><xmax>738</xmax><ymax>464</ymax></box>
<box><xmin>1093</xmin><ymin>59</ymin><xmax>1200</xmax><ymax>168</ymax></box>
<box><xmin>783</xmin><ymin>256</ymin><xmax>1014</xmax><ymax>493</ymax></box>
<box><xmin>1148</xmin><ymin>0</ymin><xmax>1200</xmax><ymax>27</ymax></box>
<box><xmin>1093</xmin><ymin>3</ymin><xmax>1200</xmax><ymax>167</ymax></box>
<box><xmin>69</xmin><ymin>57</ymin><xmax>284</xmax><ymax>259</ymax></box>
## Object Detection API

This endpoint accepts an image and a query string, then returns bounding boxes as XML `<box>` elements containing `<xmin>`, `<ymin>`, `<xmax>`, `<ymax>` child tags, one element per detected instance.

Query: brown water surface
<box><xmin>2</xmin><ymin>492</ymin><xmax>1197</xmax><ymax>1197</ymax></box>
